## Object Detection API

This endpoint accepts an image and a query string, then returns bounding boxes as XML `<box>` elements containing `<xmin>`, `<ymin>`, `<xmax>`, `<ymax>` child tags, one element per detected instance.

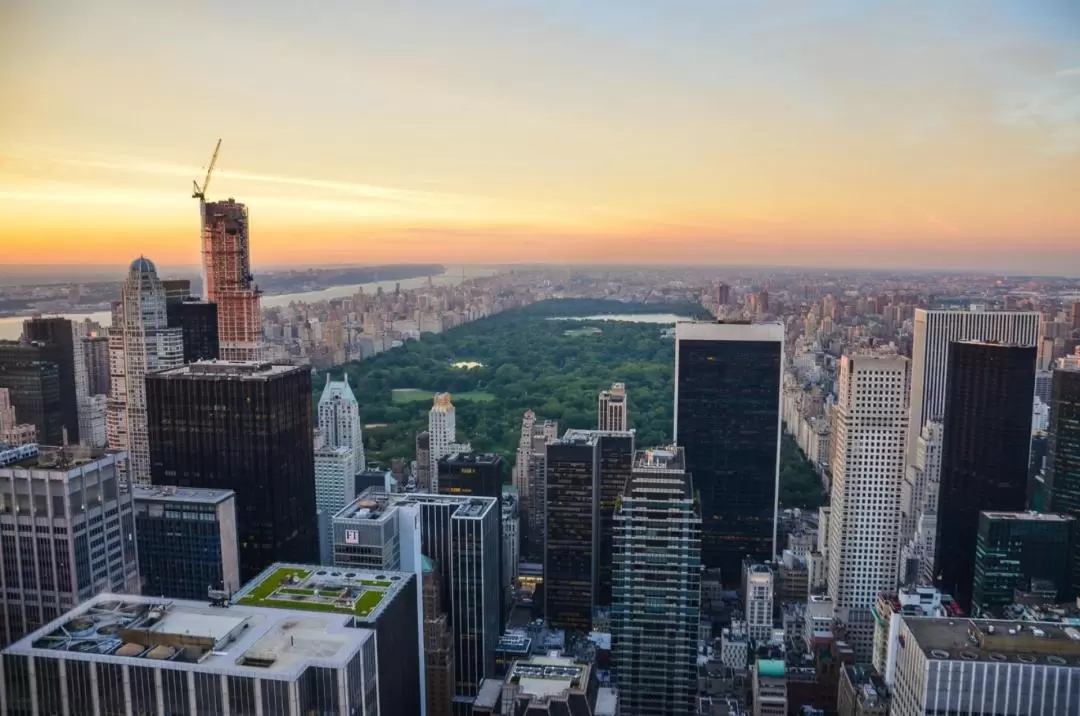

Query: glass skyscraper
<box><xmin>1045</xmin><ymin>367</ymin><xmax>1080</xmax><ymax>595</ymax></box>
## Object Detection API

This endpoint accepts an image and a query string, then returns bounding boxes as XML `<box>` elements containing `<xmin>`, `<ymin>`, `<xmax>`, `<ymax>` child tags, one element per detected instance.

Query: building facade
<box><xmin>935</xmin><ymin>341</ymin><xmax>1036</xmax><ymax>610</ymax></box>
<box><xmin>199</xmin><ymin>199</ymin><xmax>263</xmax><ymax>361</ymax></box>
<box><xmin>597</xmin><ymin>382</ymin><xmax>628</xmax><ymax>432</ymax></box>
<box><xmin>898</xmin><ymin>420</ymin><xmax>943</xmax><ymax>585</ymax></box>
<box><xmin>0</xmin><ymin>349</ymin><xmax>62</xmax><ymax>447</ymax></box>
<box><xmin>611</xmin><ymin>447</ymin><xmax>700</xmax><ymax>715</ymax></box>
<box><xmin>0</xmin><ymin>389</ymin><xmax>35</xmax><ymax>446</ymax></box>
<box><xmin>131</xmin><ymin>485</ymin><xmax>240</xmax><ymax>601</ymax></box>
<box><xmin>827</xmin><ymin>355</ymin><xmax>910</xmax><ymax>661</ymax></box>
<box><xmin>107</xmin><ymin>258</ymin><xmax>184</xmax><ymax>483</ymax></box>
<box><xmin>315</xmin><ymin>445</ymin><xmax>355</xmax><ymax>565</ymax></box>
<box><xmin>318</xmin><ymin>375</ymin><xmax>365</xmax><ymax>475</ymax></box>
<box><xmin>146</xmin><ymin>361</ymin><xmax>318</xmax><ymax>581</ymax></box>
<box><xmin>423</xmin><ymin>556</ymin><xmax>455</xmax><ymax>716</ymax></box>
<box><xmin>1045</xmin><ymin>367</ymin><xmax>1080</xmax><ymax>595</ymax></box>
<box><xmin>0</xmin><ymin>446</ymin><xmax>139</xmax><ymax>647</ymax></box>
<box><xmin>746</xmin><ymin>564</ymin><xmax>775</xmax><ymax>641</ymax></box>
<box><xmin>429</xmin><ymin>393</ymin><xmax>456</xmax><ymax>492</ymax></box>
<box><xmin>166</xmin><ymin>298</ymin><xmax>220</xmax><ymax>363</ymax></box>
<box><xmin>971</xmin><ymin>511</ymin><xmax>1076</xmax><ymax>615</ymax></box>
<box><xmin>438</xmin><ymin>452</ymin><xmax>503</xmax><ymax>499</ymax></box>
<box><xmin>21</xmin><ymin>318</ymin><xmax>80</xmax><ymax>445</ymax></box>
<box><xmin>674</xmin><ymin>321</ymin><xmax>783</xmax><ymax>582</ymax></box>
<box><xmin>81</xmin><ymin>335</ymin><xmax>110</xmax><ymax>396</ymax></box>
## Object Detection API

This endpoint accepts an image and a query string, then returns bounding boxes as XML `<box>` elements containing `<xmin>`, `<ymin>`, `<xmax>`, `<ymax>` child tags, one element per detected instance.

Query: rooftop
<box><xmin>0</xmin><ymin>444</ymin><xmax>123</xmax><ymax>472</ymax></box>
<box><xmin>334</xmin><ymin>488</ymin><xmax>497</xmax><ymax>523</ymax></box>
<box><xmin>231</xmin><ymin>563</ymin><xmax>410</xmax><ymax>621</ymax></box>
<box><xmin>150</xmin><ymin>360</ymin><xmax>301</xmax><ymax>380</ymax></box>
<box><xmin>130</xmin><ymin>485</ymin><xmax>235</xmax><ymax>505</ymax></box>
<box><xmin>981</xmin><ymin>510</ymin><xmax>1075</xmax><ymax>523</ymax></box>
<box><xmin>4</xmin><ymin>593</ymin><xmax>376</xmax><ymax>679</ymax></box>
<box><xmin>443</xmin><ymin>451</ymin><xmax>502</xmax><ymax>466</ymax></box>
<box><xmin>507</xmin><ymin>654</ymin><xmax>591</xmax><ymax>699</ymax></box>
<box><xmin>632</xmin><ymin>445</ymin><xmax>685</xmax><ymax>472</ymax></box>
<box><xmin>903</xmin><ymin>617</ymin><xmax>1080</xmax><ymax>667</ymax></box>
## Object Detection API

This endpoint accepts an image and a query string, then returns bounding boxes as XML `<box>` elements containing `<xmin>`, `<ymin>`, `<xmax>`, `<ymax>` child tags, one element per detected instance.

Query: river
<box><xmin>0</xmin><ymin>266</ymin><xmax>496</xmax><ymax>340</ymax></box>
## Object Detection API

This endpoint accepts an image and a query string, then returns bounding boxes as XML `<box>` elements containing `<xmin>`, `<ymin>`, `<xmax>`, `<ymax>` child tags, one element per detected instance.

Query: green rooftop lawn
<box><xmin>236</xmin><ymin>566</ymin><xmax>390</xmax><ymax>617</ymax></box>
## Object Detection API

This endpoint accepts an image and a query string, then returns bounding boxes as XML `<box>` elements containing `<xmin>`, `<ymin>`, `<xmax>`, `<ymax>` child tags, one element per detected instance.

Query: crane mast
<box><xmin>192</xmin><ymin>139</ymin><xmax>222</xmax><ymax>201</ymax></box>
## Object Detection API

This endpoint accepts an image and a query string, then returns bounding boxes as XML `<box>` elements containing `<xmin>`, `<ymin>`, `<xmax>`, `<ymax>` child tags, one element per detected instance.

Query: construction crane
<box><xmin>192</xmin><ymin>139</ymin><xmax>222</xmax><ymax>201</ymax></box>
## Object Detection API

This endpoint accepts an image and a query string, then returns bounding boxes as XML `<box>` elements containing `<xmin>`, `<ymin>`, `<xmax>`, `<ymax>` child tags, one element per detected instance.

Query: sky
<box><xmin>2</xmin><ymin>0</ymin><xmax>1079</xmax><ymax>273</ymax></box>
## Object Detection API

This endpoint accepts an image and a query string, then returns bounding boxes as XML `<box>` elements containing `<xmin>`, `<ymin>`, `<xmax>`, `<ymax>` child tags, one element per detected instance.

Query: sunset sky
<box><xmin>2</xmin><ymin>0</ymin><xmax>1079</xmax><ymax>272</ymax></box>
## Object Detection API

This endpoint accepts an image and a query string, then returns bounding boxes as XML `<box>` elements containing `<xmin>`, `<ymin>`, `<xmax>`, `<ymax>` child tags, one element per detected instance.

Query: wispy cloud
<box><xmin>1058</xmin><ymin>67</ymin><xmax>1080</xmax><ymax>77</ymax></box>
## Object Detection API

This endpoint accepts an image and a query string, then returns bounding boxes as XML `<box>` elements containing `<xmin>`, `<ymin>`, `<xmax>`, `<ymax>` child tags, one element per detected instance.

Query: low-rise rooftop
<box><xmin>232</xmin><ymin>562</ymin><xmax>410</xmax><ymax>621</ymax></box>
<box><xmin>902</xmin><ymin>616</ymin><xmax>1080</xmax><ymax>667</ymax></box>
<box><xmin>151</xmin><ymin>360</ymin><xmax>301</xmax><ymax>379</ymax></box>
<box><xmin>130</xmin><ymin>484</ymin><xmax>235</xmax><ymax>505</ymax></box>
<box><xmin>4</xmin><ymin>593</ymin><xmax>376</xmax><ymax>679</ymax></box>
<box><xmin>334</xmin><ymin>487</ymin><xmax>497</xmax><ymax>522</ymax></box>
<box><xmin>0</xmin><ymin>444</ymin><xmax>123</xmax><ymax>471</ymax></box>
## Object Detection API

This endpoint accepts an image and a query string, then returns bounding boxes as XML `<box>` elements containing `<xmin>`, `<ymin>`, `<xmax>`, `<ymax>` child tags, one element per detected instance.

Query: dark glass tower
<box><xmin>146</xmin><ymin>361</ymin><xmax>318</xmax><ymax>581</ymax></box>
<box><xmin>1045</xmin><ymin>367</ymin><xmax>1080</xmax><ymax>594</ymax></box>
<box><xmin>166</xmin><ymin>299</ymin><xmax>220</xmax><ymax>363</ymax></box>
<box><xmin>0</xmin><ymin>352</ymin><xmax>62</xmax><ymax>445</ymax></box>
<box><xmin>545</xmin><ymin>432</ymin><xmax>597</xmax><ymax>632</ymax></box>
<box><xmin>971</xmin><ymin>511</ymin><xmax>1075</xmax><ymax>615</ymax></box>
<box><xmin>596</xmin><ymin>431</ymin><xmax>634</xmax><ymax>606</ymax></box>
<box><xmin>437</xmin><ymin>452</ymin><xmax>503</xmax><ymax>499</ymax></box>
<box><xmin>934</xmin><ymin>341</ymin><xmax>1036</xmax><ymax>610</ymax></box>
<box><xmin>674</xmin><ymin>322</ymin><xmax>783</xmax><ymax>583</ymax></box>
<box><xmin>21</xmin><ymin>318</ymin><xmax>79</xmax><ymax>444</ymax></box>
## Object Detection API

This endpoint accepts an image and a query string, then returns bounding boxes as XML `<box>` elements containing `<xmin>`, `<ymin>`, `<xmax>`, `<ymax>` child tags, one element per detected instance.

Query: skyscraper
<box><xmin>415</xmin><ymin>430</ymin><xmax>432</xmax><ymax>490</ymax></box>
<box><xmin>827</xmin><ymin>354</ymin><xmax>910</xmax><ymax>661</ymax></box>
<box><xmin>898</xmin><ymin>420</ymin><xmax>943</xmax><ymax>584</ymax></box>
<box><xmin>166</xmin><ymin>297</ymin><xmax>220</xmax><ymax>363</ymax></box>
<box><xmin>597</xmin><ymin>382</ymin><xmax>628</xmax><ymax>432</ymax></box>
<box><xmin>611</xmin><ymin>446</ymin><xmax>700</xmax><ymax>715</ymax></box>
<box><xmin>81</xmin><ymin>334</ymin><xmax>110</xmax><ymax>395</ymax></box>
<box><xmin>907</xmin><ymin>309</ymin><xmax>1039</xmax><ymax>466</ymax></box>
<box><xmin>934</xmin><ymin>341</ymin><xmax>1036</xmax><ymax>610</ymax></box>
<box><xmin>315</xmin><ymin>444</ymin><xmax>355</xmax><ymax>565</ymax></box>
<box><xmin>318</xmin><ymin>375</ymin><xmax>365</xmax><ymax>474</ymax></box>
<box><xmin>423</xmin><ymin>556</ymin><xmax>455</xmax><ymax>716</ymax></box>
<box><xmin>106</xmin><ymin>258</ymin><xmax>184</xmax><ymax>483</ymax></box>
<box><xmin>1044</xmin><ymin>366</ymin><xmax>1080</xmax><ymax>594</ymax></box>
<box><xmin>200</xmin><ymin>199</ymin><xmax>263</xmax><ymax>361</ymax></box>
<box><xmin>675</xmin><ymin>321</ymin><xmax>784</xmax><ymax>581</ymax></box>
<box><xmin>746</xmin><ymin>564</ymin><xmax>775</xmax><ymax>641</ymax></box>
<box><xmin>428</xmin><ymin>392</ymin><xmax>456</xmax><ymax>491</ymax></box>
<box><xmin>146</xmin><ymin>361</ymin><xmax>318</xmax><ymax>581</ymax></box>
<box><xmin>438</xmin><ymin>452</ymin><xmax>503</xmax><ymax>499</ymax></box>
<box><xmin>0</xmin><ymin>353</ymin><xmax>61</xmax><ymax>446</ymax></box>
<box><xmin>0</xmin><ymin>445</ymin><xmax>140</xmax><ymax>646</ymax></box>
<box><xmin>131</xmin><ymin>485</ymin><xmax>240</xmax><ymax>601</ymax></box>
<box><xmin>971</xmin><ymin>511</ymin><xmax>1076</xmax><ymax>615</ymax></box>
<box><xmin>0</xmin><ymin>388</ymin><xmax>36</xmax><ymax>445</ymax></box>
<box><xmin>512</xmin><ymin>411</ymin><xmax>557</xmax><ymax>561</ymax></box>
<box><xmin>21</xmin><ymin>317</ymin><xmax>80</xmax><ymax>444</ymax></box>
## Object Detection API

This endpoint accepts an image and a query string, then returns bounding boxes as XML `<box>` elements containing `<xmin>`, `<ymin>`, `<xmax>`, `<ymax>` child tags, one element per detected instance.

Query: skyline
<box><xmin>3</xmin><ymin>0</ymin><xmax>1080</xmax><ymax>272</ymax></box>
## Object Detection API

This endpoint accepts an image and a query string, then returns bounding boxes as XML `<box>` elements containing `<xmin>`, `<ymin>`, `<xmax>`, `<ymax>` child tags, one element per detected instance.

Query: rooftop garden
<box><xmin>235</xmin><ymin>566</ymin><xmax>394</xmax><ymax>619</ymax></box>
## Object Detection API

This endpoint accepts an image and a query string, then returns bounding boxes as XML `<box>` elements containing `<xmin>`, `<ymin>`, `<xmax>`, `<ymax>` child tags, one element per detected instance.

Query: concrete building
<box><xmin>611</xmin><ymin>447</ymin><xmax>700</xmax><ymax>715</ymax></box>
<box><xmin>512</xmin><ymin>412</ymin><xmax>557</xmax><ymax>561</ymax></box>
<box><xmin>597</xmin><ymin>381</ymin><xmax>628</xmax><ymax>432</ymax></box>
<box><xmin>887</xmin><ymin>616</ymin><xmax>1080</xmax><ymax>715</ymax></box>
<box><xmin>898</xmin><ymin>420</ymin><xmax>943</xmax><ymax>584</ymax></box>
<box><xmin>0</xmin><ymin>592</ymin><xmax>382</xmax><ymax>715</ymax></box>
<box><xmin>77</xmin><ymin>393</ymin><xmax>107</xmax><ymax>448</ymax></box>
<box><xmin>315</xmin><ymin>444</ymin><xmax>356</xmax><ymax>565</ymax></box>
<box><xmin>423</xmin><ymin>556</ymin><xmax>455</xmax><ymax>716</ymax></box>
<box><xmin>498</xmin><ymin>654</ymin><xmax>609</xmax><ymax>715</ymax></box>
<box><xmin>106</xmin><ymin>257</ymin><xmax>184</xmax><ymax>483</ymax></box>
<box><xmin>827</xmin><ymin>355</ymin><xmax>910</xmax><ymax>661</ymax></box>
<box><xmin>871</xmin><ymin>586</ymin><xmax>961</xmax><ymax>683</ymax></box>
<box><xmin>318</xmin><ymin>375</ymin><xmax>365</xmax><ymax>475</ymax></box>
<box><xmin>199</xmin><ymin>198</ymin><xmax>263</xmax><ymax>361</ymax></box>
<box><xmin>0</xmin><ymin>445</ymin><xmax>139</xmax><ymax>647</ymax></box>
<box><xmin>746</xmin><ymin>564</ymin><xmax>775</xmax><ymax>641</ymax></box>
<box><xmin>752</xmin><ymin>660</ymin><xmax>787</xmax><ymax>716</ymax></box>
<box><xmin>429</xmin><ymin>393</ymin><xmax>456</xmax><ymax>492</ymax></box>
<box><xmin>907</xmin><ymin>308</ymin><xmax>1039</xmax><ymax>467</ymax></box>
<box><xmin>674</xmin><ymin>321</ymin><xmax>783</xmax><ymax>583</ymax></box>
<box><xmin>80</xmin><ymin>334</ymin><xmax>110</xmax><ymax>396</ymax></box>
<box><xmin>501</xmin><ymin>487</ymin><xmax>520</xmax><ymax>611</ymax></box>
<box><xmin>0</xmin><ymin>388</ymin><xmax>35</xmax><ymax>446</ymax></box>
<box><xmin>720</xmin><ymin>621</ymin><xmax>750</xmax><ymax>669</ymax></box>
<box><xmin>837</xmin><ymin>665</ymin><xmax>888</xmax><ymax>716</ymax></box>
<box><xmin>131</xmin><ymin>485</ymin><xmax>240</xmax><ymax>601</ymax></box>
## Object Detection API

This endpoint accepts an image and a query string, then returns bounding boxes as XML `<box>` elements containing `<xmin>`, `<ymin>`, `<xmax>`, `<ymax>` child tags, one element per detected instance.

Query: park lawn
<box><xmin>391</xmin><ymin>389</ymin><xmax>495</xmax><ymax>404</ymax></box>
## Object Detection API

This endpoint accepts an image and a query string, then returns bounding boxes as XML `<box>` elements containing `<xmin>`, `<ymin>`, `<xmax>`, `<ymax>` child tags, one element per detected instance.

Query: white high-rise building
<box><xmin>827</xmin><ymin>354</ymin><xmax>910</xmax><ymax>661</ymax></box>
<box><xmin>745</xmin><ymin>564</ymin><xmax>775</xmax><ymax>641</ymax></box>
<box><xmin>597</xmin><ymin>382</ymin><xmax>628</xmax><ymax>432</ymax></box>
<box><xmin>898</xmin><ymin>421</ymin><xmax>943</xmax><ymax>583</ymax></box>
<box><xmin>106</xmin><ymin>258</ymin><xmax>184</xmax><ymax>483</ymax></box>
<box><xmin>315</xmin><ymin>444</ymin><xmax>355</xmax><ymax>565</ymax></box>
<box><xmin>77</xmin><ymin>394</ymin><xmax>108</xmax><ymax>448</ymax></box>
<box><xmin>428</xmin><ymin>393</ymin><xmax>456</xmax><ymax>491</ymax></box>
<box><xmin>0</xmin><ymin>388</ymin><xmax>36</xmax><ymax>446</ymax></box>
<box><xmin>317</xmin><ymin>375</ymin><xmax>365</xmax><ymax>474</ymax></box>
<box><xmin>907</xmin><ymin>309</ymin><xmax>1039</xmax><ymax>464</ymax></box>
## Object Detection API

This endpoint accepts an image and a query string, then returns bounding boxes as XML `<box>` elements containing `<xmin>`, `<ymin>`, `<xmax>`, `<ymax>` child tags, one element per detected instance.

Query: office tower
<box><xmin>166</xmin><ymin>297</ymin><xmax>220</xmax><ymax>363</ymax></box>
<box><xmin>318</xmin><ymin>375</ymin><xmax>365</xmax><ymax>474</ymax></box>
<box><xmin>1045</xmin><ymin>367</ymin><xmax>1080</xmax><ymax>594</ymax></box>
<box><xmin>1</xmin><ymin>592</ymin><xmax>383</xmax><ymax>716</ymax></box>
<box><xmin>131</xmin><ymin>485</ymin><xmax>240</xmax><ymax>600</ymax></box>
<box><xmin>235</xmin><ymin>562</ymin><xmax>421</xmax><ymax>716</ymax></box>
<box><xmin>0</xmin><ymin>346</ymin><xmax>62</xmax><ymax>445</ymax></box>
<box><xmin>675</xmin><ymin>321</ymin><xmax>784</xmax><ymax>581</ymax></box>
<box><xmin>611</xmin><ymin>447</ymin><xmax>700</xmax><ymax>715</ymax></box>
<box><xmin>898</xmin><ymin>420</ymin><xmax>943</xmax><ymax>584</ymax></box>
<box><xmin>907</xmin><ymin>309</ymin><xmax>1039</xmax><ymax>465</ymax></box>
<box><xmin>971</xmin><ymin>511</ymin><xmax>1076</xmax><ymax>615</ymax></box>
<box><xmin>597</xmin><ymin>382</ymin><xmax>628</xmax><ymax>432</ymax></box>
<box><xmin>716</xmin><ymin>281</ymin><xmax>731</xmax><ymax>306</ymax></box>
<box><xmin>416</xmin><ymin>430</ymin><xmax>432</xmax><ymax>490</ymax></box>
<box><xmin>496</xmin><ymin>654</ymin><xmax>612</xmax><ymax>715</ymax></box>
<box><xmin>438</xmin><ymin>452</ymin><xmax>503</xmax><ymax>498</ymax></box>
<box><xmin>887</xmin><ymin>616</ymin><xmax>1080</xmax><ymax>716</ymax></box>
<box><xmin>935</xmin><ymin>341</ymin><xmax>1036</xmax><ymax>610</ymax></box>
<box><xmin>146</xmin><ymin>361</ymin><xmax>318</xmax><ymax>581</ymax></box>
<box><xmin>81</xmin><ymin>334</ymin><xmax>110</xmax><ymax>395</ymax></box>
<box><xmin>315</xmin><ymin>445</ymin><xmax>355</xmax><ymax>565</ymax></box>
<box><xmin>0</xmin><ymin>445</ymin><xmax>139</xmax><ymax>646</ymax></box>
<box><xmin>827</xmin><ymin>355</ymin><xmax>910</xmax><ymax>661</ymax></box>
<box><xmin>423</xmin><ymin>557</ymin><xmax>455</xmax><ymax>716</ymax></box>
<box><xmin>107</xmin><ymin>258</ymin><xmax>184</xmax><ymax>483</ymax></box>
<box><xmin>200</xmin><ymin>198</ymin><xmax>263</xmax><ymax>361</ymax></box>
<box><xmin>428</xmin><ymin>393</ymin><xmax>456</xmax><ymax>491</ymax></box>
<box><xmin>746</xmin><ymin>564</ymin><xmax>775</xmax><ymax>641</ymax></box>
<box><xmin>161</xmin><ymin>278</ymin><xmax>191</xmax><ymax>303</ymax></box>
<box><xmin>752</xmin><ymin>660</ymin><xmax>788</xmax><ymax>716</ymax></box>
<box><xmin>21</xmin><ymin>317</ymin><xmax>80</xmax><ymax>444</ymax></box>
<box><xmin>513</xmin><ymin>411</ymin><xmax>557</xmax><ymax>561</ymax></box>
<box><xmin>77</xmin><ymin>393</ymin><xmax>107</xmax><ymax>448</ymax></box>
<box><xmin>0</xmin><ymin>388</ymin><xmax>35</xmax><ymax>445</ymax></box>
<box><xmin>334</xmin><ymin>490</ymin><xmax>500</xmax><ymax>710</ymax></box>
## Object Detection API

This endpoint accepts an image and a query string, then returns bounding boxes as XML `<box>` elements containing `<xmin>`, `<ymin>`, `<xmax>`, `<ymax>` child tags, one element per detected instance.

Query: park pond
<box><xmin>546</xmin><ymin>313</ymin><xmax>687</xmax><ymax>324</ymax></box>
